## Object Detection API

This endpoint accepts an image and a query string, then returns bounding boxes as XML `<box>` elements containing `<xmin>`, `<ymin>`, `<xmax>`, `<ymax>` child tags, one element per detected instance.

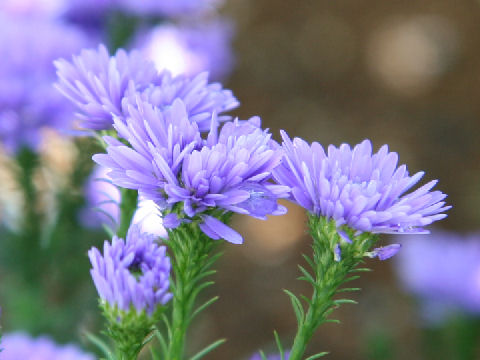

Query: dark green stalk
<box><xmin>165</xmin><ymin>222</ymin><xmax>222</xmax><ymax>360</ymax></box>
<box><xmin>287</xmin><ymin>215</ymin><xmax>377</xmax><ymax>360</ymax></box>
<box><xmin>116</xmin><ymin>188</ymin><xmax>138</xmax><ymax>239</ymax></box>
<box><xmin>15</xmin><ymin>148</ymin><xmax>43</xmax><ymax>284</ymax></box>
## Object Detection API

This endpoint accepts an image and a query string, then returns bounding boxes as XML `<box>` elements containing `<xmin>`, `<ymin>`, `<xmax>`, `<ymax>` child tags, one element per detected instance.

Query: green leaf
<box><xmin>284</xmin><ymin>289</ymin><xmax>305</xmax><ymax>324</ymax></box>
<box><xmin>85</xmin><ymin>332</ymin><xmax>114</xmax><ymax>360</ymax></box>
<box><xmin>274</xmin><ymin>330</ymin><xmax>285</xmax><ymax>360</ymax></box>
<box><xmin>297</xmin><ymin>265</ymin><xmax>315</xmax><ymax>285</ymax></box>
<box><xmin>302</xmin><ymin>253</ymin><xmax>316</xmax><ymax>269</ymax></box>
<box><xmin>189</xmin><ymin>339</ymin><xmax>226</xmax><ymax>360</ymax></box>
<box><xmin>337</xmin><ymin>287</ymin><xmax>361</xmax><ymax>293</ymax></box>
<box><xmin>341</xmin><ymin>275</ymin><xmax>360</xmax><ymax>284</ymax></box>
<box><xmin>333</xmin><ymin>299</ymin><xmax>357</xmax><ymax>306</ymax></box>
<box><xmin>259</xmin><ymin>350</ymin><xmax>268</xmax><ymax>360</ymax></box>
<box><xmin>190</xmin><ymin>296</ymin><xmax>219</xmax><ymax>322</ymax></box>
<box><xmin>305</xmin><ymin>352</ymin><xmax>329</xmax><ymax>359</ymax></box>
<box><xmin>350</xmin><ymin>267</ymin><xmax>372</xmax><ymax>273</ymax></box>
<box><xmin>141</xmin><ymin>331</ymin><xmax>156</xmax><ymax>347</ymax></box>
<box><xmin>154</xmin><ymin>326</ymin><xmax>168</xmax><ymax>356</ymax></box>
<box><xmin>150</xmin><ymin>345</ymin><xmax>161</xmax><ymax>360</ymax></box>
<box><xmin>102</xmin><ymin>223</ymin><xmax>116</xmax><ymax>238</ymax></box>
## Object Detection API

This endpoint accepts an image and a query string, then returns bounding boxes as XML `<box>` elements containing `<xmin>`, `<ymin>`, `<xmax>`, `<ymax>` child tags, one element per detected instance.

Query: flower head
<box><xmin>123</xmin><ymin>71</ymin><xmax>238</xmax><ymax>131</ymax></box>
<box><xmin>55</xmin><ymin>44</ymin><xmax>238</xmax><ymax>131</ymax></box>
<box><xmin>395</xmin><ymin>231</ymin><xmax>480</xmax><ymax>319</ymax></box>
<box><xmin>273</xmin><ymin>133</ymin><xmax>450</xmax><ymax>234</ymax></box>
<box><xmin>1</xmin><ymin>332</ymin><xmax>94</xmax><ymax>360</ymax></box>
<box><xmin>55</xmin><ymin>44</ymin><xmax>159</xmax><ymax>131</ymax></box>
<box><xmin>88</xmin><ymin>226</ymin><xmax>172</xmax><ymax>314</ymax></box>
<box><xmin>94</xmin><ymin>100</ymin><xmax>288</xmax><ymax>244</ymax></box>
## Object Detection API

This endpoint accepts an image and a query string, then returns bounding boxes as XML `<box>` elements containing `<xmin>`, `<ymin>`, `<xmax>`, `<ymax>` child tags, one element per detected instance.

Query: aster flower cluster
<box><xmin>395</xmin><ymin>231</ymin><xmax>480</xmax><ymax>320</ymax></box>
<box><xmin>56</xmin><ymin>44</ymin><xmax>286</xmax><ymax>243</ymax></box>
<box><xmin>88</xmin><ymin>225</ymin><xmax>172</xmax><ymax>315</ymax></box>
<box><xmin>1</xmin><ymin>332</ymin><xmax>94</xmax><ymax>360</ymax></box>
<box><xmin>53</xmin><ymin>40</ymin><xmax>452</xmax><ymax>359</ymax></box>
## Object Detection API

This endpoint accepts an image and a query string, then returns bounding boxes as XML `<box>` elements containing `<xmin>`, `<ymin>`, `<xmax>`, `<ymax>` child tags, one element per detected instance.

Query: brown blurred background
<box><xmin>189</xmin><ymin>1</ymin><xmax>480</xmax><ymax>359</ymax></box>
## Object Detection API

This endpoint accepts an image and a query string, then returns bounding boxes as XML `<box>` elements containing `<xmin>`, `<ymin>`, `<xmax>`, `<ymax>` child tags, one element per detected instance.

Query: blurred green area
<box><xmin>0</xmin><ymin>138</ymin><xmax>105</xmax><ymax>349</ymax></box>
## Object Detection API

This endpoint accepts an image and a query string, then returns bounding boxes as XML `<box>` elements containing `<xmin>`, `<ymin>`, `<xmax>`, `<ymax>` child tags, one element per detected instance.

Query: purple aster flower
<box><xmin>395</xmin><ymin>231</ymin><xmax>480</xmax><ymax>319</ymax></box>
<box><xmin>119</xmin><ymin>0</ymin><xmax>223</xmax><ymax>17</ymax></box>
<box><xmin>123</xmin><ymin>70</ymin><xmax>238</xmax><ymax>131</ymax></box>
<box><xmin>273</xmin><ymin>133</ymin><xmax>450</xmax><ymax>235</ymax></box>
<box><xmin>0</xmin><ymin>16</ymin><xmax>88</xmax><ymax>153</ymax></box>
<box><xmin>54</xmin><ymin>44</ymin><xmax>159</xmax><ymax>131</ymax></box>
<box><xmin>369</xmin><ymin>243</ymin><xmax>402</xmax><ymax>260</ymax></box>
<box><xmin>55</xmin><ymin>44</ymin><xmax>238</xmax><ymax>131</ymax></box>
<box><xmin>133</xmin><ymin>19</ymin><xmax>234</xmax><ymax>80</ymax></box>
<box><xmin>93</xmin><ymin>99</ymin><xmax>289</xmax><ymax>244</ymax></box>
<box><xmin>80</xmin><ymin>166</ymin><xmax>168</xmax><ymax>238</ymax></box>
<box><xmin>1</xmin><ymin>332</ymin><xmax>94</xmax><ymax>360</ymax></box>
<box><xmin>0</xmin><ymin>0</ymin><xmax>66</xmax><ymax>19</ymax></box>
<box><xmin>88</xmin><ymin>225</ymin><xmax>172</xmax><ymax>314</ymax></box>
<box><xmin>80</xmin><ymin>165</ymin><xmax>168</xmax><ymax>237</ymax></box>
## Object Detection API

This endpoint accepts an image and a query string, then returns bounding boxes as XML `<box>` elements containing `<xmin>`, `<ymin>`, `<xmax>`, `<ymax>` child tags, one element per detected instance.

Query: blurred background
<box><xmin>1</xmin><ymin>0</ymin><xmax>480</xmax><ymax>359</ymax></box>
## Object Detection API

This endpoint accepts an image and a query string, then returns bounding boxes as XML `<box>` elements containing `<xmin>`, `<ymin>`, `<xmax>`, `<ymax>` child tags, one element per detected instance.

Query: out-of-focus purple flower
<box><xmin>80</xmin><ymin>165</ymin><xmax>168</xmax><ymax>237</ymax></box>
<box><xmin>119</xmin><ymin>0</ymin><xmax>223</xmax><ymax>17</ymax></box>
<box><xmin>273</xmin><ymin>133</ymin><xmax>450</xmax><ymax>235</ymax></box>
<box><xmin>1</xmin><ymin>332</ymin><xmax>94</xmax><ymax>360</ymax></box>
<box><xmin>89</xmin><ymin>225</ymin><xmax>172</xmax><ymax>314</ymax></box>
<box><xmin>395</xmin><ymin>231</ymin><xmax>480</xmax><ymax>318</ymax></box>
<box><xmin>93</xmin><ymin>100</ymin><xmax>289</xmax><ymax>244</ymax></box>
<box><xmin>0</xmin><ymin>0</ymin><xmax>66</xmax><ymax>19</ymax></box>
<box><xmin>62</xmin><ymin>0</ymin><xmax>112</xmax><ymax>29</ymax></box>
<box><xmin>0</xmin><ymin>16</ymin><xmax>88</xmax><ymax>153</ymax></box>
<box><xmin>55</xmin><ymin>44</ymin><xmax>238</xmax><ymax>131</ymax></box>
<box><xmin>134</xmin><ymin>20</ymin><xmax>234</xmax><ymax>80</ymax></box>
<box><xmin>79</xmin><ymin>165</ymin><xmax>121</xmax><ymax>229</ymax></box>
<box><xmin>250</xmin><ymin>351</ymin><xmax>290</xmax><ymax>360</ymax></box>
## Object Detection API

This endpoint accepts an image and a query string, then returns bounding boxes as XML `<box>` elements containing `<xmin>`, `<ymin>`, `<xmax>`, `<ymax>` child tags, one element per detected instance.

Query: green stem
<box><xmin>166</xmin><ymin>222</ymin><xmax>220</xmax><ymax>360</ymax></box>
<box><xmin>117</xmin><ymin>188</ymin><xmax>138</xmax><ymax>239</ymax></box>
<box><xmin>15</xmin><ymin>148</ymin><xmax>43</xmax><ymax>284</ymax></box>
<box><xmin>288</xmin><ymin>216</ymin><xmax>377</xmax><ymax>360</ymax></box>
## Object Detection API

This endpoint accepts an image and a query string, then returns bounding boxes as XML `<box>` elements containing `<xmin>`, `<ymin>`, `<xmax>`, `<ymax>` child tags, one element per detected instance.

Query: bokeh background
<box><xmin>1</xmin><ymin>0</ymin><xmax>480</xmax><ymax>359</ymax></box>
<box><xmin>208</xmin><ymin>1</ymin><xmax>480</xmax><ymax>359</ymax></box>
